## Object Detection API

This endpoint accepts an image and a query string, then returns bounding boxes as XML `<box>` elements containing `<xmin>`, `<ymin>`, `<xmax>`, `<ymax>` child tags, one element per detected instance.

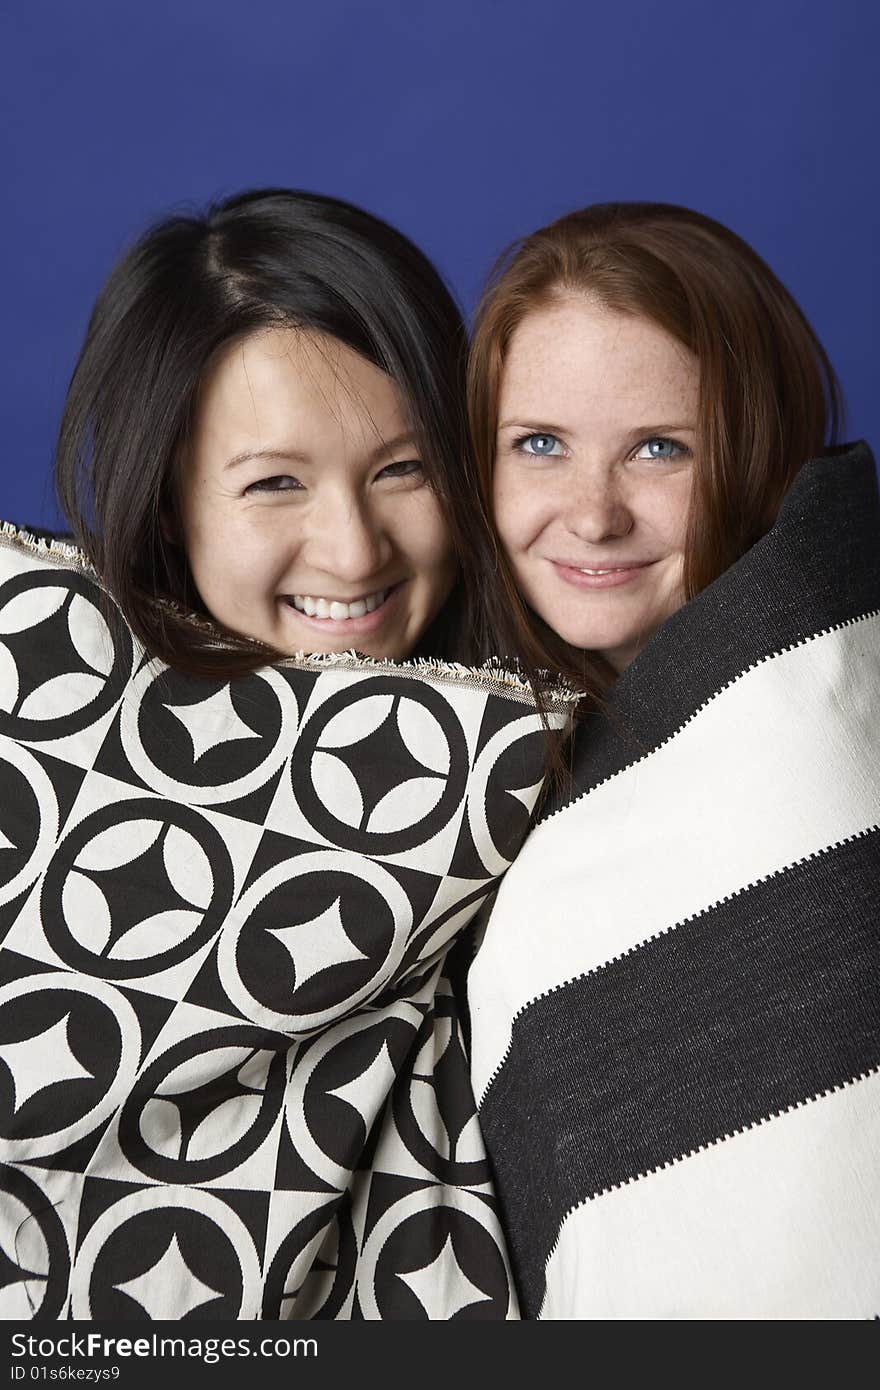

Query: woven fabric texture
<box><xmin>0</xmin><ymin>534</ymin><xmax>567</xmax><ymax>1320</ymax></box>
<box><xmin>469</xmin><ymin>442</ymin><xmax>880</xmax><ymax>1319</ymax></box>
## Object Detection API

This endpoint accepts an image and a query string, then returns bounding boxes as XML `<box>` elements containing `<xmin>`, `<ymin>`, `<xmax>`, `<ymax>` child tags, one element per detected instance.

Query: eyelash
<box><xmin>512</xmin><ymin>432</ymin><xmax>565</xmax><ymax>458</ymax></box>
<box><xmin>244</xmin><ymin>460</ymin><xmax>424</xmax><ymax>495</ymax></box>
<box><xmin>376</xmin><ymin>459</ymin><xmax>424</xmax><ymax>480</ymax></box>
<box><xmin>632</xmin><ymin>437</ymin><xmax>692</xmax><ymax>463</ymax></box>
<box><xmin>245</xmin><ymin>475</ymin><xmax>304</xmax><ymax>494</ymax></box>
<box><xmin>510</xmin><ymin>432</ymin><xmax>692</xmax><ymax>462</ymax></box>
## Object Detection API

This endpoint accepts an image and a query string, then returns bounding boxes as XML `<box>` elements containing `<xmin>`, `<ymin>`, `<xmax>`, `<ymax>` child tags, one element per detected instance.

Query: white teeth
<box><xmin>289</xmin><ymin>588</ymin><xmax>387</xmax><ymax>621</ymax></box>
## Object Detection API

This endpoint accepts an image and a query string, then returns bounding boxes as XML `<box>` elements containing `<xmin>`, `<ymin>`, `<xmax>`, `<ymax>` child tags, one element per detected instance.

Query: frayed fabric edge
<box><xmin>0</xmin><ymin>519</ymin><xmax>578</xmax><ymax>710</ymax></box>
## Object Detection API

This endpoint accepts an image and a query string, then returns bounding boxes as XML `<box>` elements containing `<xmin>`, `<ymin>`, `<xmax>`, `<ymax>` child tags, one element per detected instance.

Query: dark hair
<box><xmin>467</xmin><ymin>201</ymin><xmax>844</xmax><ymax>704</ymax></box>
<box><xmin>57</xmin><ymin>188</ymin><xmax>479</xmax><ymax>675</ymax></box>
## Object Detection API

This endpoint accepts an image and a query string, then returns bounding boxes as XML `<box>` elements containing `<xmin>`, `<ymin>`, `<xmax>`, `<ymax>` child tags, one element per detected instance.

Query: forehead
<box><xmin>500</xmin><ymin>294</ymin><xmax>698</xmax><ymax>420</ymax></box>
<box><xmin>193</xmin><ymin>326</ymin><xmax>407</xmax><ymax>452</ymax></box>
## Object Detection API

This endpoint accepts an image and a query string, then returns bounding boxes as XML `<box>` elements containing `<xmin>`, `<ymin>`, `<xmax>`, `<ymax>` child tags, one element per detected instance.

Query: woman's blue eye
<box><xmin>636</xmin><ymin>437</ymin><xmax>689</xmax><ymax>461</ymax></box>
<box><xmin>517</xmin><ymin>433</ymin><xmax>563</xmax><ymax>457</ymax></box>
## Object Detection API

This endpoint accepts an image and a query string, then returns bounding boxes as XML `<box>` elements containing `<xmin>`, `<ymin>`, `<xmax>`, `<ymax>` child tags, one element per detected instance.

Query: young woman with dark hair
<box><xmin>464</xmin><ymin>203</ymin><xmax>880</xmax><ymax>1318</ymax></box>
<box><xmin>0</xmin><ymin>190</ymin><xmax>572</xmax><ymax>1320</ymax></box>
<box><xmin>56</xmin><ymin>187</ymin><xmax>478</xmax><ymax>673</ymax></box>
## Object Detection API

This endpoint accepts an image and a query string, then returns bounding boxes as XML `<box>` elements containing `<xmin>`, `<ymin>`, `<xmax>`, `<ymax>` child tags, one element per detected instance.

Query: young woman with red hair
<box><xmin>465</xmin><ymin>203</ymin><xmax>880</xmax><ymax>1319</ymax></box>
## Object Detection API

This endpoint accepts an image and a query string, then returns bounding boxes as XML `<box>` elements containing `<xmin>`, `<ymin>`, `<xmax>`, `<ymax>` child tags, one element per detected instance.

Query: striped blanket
<box><xmin>468</xmin><ymin>441</ymin><xmax>880</xmax><ymax>1319</ymax></box>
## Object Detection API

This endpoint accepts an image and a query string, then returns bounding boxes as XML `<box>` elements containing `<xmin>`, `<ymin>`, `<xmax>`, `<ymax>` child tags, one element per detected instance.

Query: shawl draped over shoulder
<box><xmin>0</xmin><ymin>527</ymin><xmax>571</xmax><ymax>1320</ymax></box>
<box><xmin>468</xmin><ymin>441</ymin><xmax>880</xmax><ymax>1319</ymax></box>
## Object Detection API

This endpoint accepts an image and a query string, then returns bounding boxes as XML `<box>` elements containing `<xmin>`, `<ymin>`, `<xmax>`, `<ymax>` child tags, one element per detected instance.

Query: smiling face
<box><xmin>178</xmin><ymin>327</ymin><xmax>458</xmax><ymax>660</ymax></box>
<box><xmin>492</xmin><ymin>293</ymin><xmax>698</xmax><ymax>672</ymax></box>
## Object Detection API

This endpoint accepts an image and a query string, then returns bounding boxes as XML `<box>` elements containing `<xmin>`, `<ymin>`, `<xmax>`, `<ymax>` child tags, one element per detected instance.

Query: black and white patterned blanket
<box><xmin>469</xmin><ymin>441</ymin><xmax>880</xmax><ymax>1319</ymax></box>
<box><xmin>0</xmin><ymin>529</ymin><xmax>568</xmax><ymax>1319</ymax></box>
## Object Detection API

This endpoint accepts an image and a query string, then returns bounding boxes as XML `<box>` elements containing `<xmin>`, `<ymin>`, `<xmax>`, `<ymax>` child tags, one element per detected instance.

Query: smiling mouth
<box><xmin>282</xmin><ymin>583</ymin><xmax>398</xmax><ymax>622</ymax></box>
<box><xmin>556</xmin><ymin>561</ymin><xmax>652</xmax><ymax>573</ymax></box>
<box><xmin>550</xmin><ymin>560</ymin><xmax>654</xmax><ymax>590</ymax></box>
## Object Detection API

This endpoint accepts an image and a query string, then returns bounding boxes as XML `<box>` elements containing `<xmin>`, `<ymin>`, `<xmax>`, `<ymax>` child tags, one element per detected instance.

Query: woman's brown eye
<box><xmin>378</xmin><ymin>460</ymin><xmax>423</xmax><ymax>479</ymax></box>
<box><xmin>246</xmin><ymin>475</ymin><xmax>304</xmax><ymax>493</ymax></box>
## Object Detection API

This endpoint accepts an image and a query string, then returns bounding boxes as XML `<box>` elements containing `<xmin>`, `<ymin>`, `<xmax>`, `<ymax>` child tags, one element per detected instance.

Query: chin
<box><xmin>553</xmin><ymin>621</ymin><xmax>637</xmax><ymax>656</ymax></box>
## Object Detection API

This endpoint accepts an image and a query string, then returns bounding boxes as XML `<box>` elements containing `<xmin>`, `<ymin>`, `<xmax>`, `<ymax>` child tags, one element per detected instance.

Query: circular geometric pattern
<box><xmin>467</xmin><ymin>714</ymin><xmax>549</xmax><ymax>877</ymax></box>
<box><xmin>392</xmin><ymin>996</ymin><xmax>493</xmax><ymax>1187</ymax></box>
<box><xmin>358</xmin><ymin>1188</ymin><xmax>513</xmax><ymax>1320</ymax></box>
<box><xmin>285</xmin><ymin>1009</ymin><xmax>419</xmax><ymax>1185</ymax></box>
<box><xmin>0</xmin><ymin>972</ymin><xmax>140</xmax><ymax>1156</ymax></box>
<box><xmin>401</xmin><ymin>882</ymin><xmax>494</xmax><ymax>977</ymax></box>
<box><xmin>0</xmin><ymin>532</ymin><xmax>548</xmax><ymax>1321</ymax></box>
<box><xmin>119</xmin><ymin>663</ymin><xmax>297</xmax><ymax>805</ymax></box>
<box><xmin>39</xmin><ymin>798</ymin><xmax>234</xmax><ymax>980</ymax></box>
<box><xmin>290</xmin><ymin>677</ymin><xmax>469</xmax><ymax>854</ymax></box>
<box><xmin>0</xmin><ymin>1165</ymin><xmax>70</xmax><ymax>1320</ymax></box>
<box><xmin>0</xmin><ymin>570</ymin><xmax>132</xmax><ymax>741</ymax></box>
<box><xmin>117</xmin><ymin>1024</ymin><xmax>288</xmax><ymax>1183</ymax></box>
<box><xmin>262</xmin><ymin>1199</ymin><xmax>358</xmax><ymax>1320</ymax></box>
<box><xmin>216</xmin><ymin>852</ymin><xmax>414</xmax><ymax>1034</ymax></box>
<box><xmin>70</xmin><ymin>1187</ymin><xmax>263</xmax><ymax>1320</ymax></box>
<box><xmin>0</xmin><ymin>741</ymin><xmax>59</xmax><ymax>908</ymax></box>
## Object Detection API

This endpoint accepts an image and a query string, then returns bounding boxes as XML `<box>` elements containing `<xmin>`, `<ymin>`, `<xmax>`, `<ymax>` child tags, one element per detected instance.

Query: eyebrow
<box><xmin>223</xmin><ymin>433</ymin><xmax>419</xmax><ymax>471</ymax></box>
<box><xmin>497</xmin><ymin>420</ymin><xmax>698</xmax><ymax>436</ymax></box>
<box><xmin>497</xmin><ymin>419</ymin><xmax>572</xmax><ymax>435</ymax></box>
<box><xmin>224</xmin><ymin>447</ymin><xmax>309</xmax><ymax>472</ymax></box>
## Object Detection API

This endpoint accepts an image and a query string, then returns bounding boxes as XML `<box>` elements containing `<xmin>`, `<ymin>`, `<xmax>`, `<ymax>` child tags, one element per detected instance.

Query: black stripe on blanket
<box><xmin>541</xmin><ymin>445</ymin><xmax>880</xmax><ymax>810</ymax></box>
<box><xmin>480</xmin><ymin>825</ymin><xmax>880</xmax><ymax>1316</ymax></box>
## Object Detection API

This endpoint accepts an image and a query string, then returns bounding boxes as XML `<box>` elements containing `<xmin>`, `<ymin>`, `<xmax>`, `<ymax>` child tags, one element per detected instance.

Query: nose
<box><xmin>562</xmin><ymin>466</ymin><xmax>634</xmax><ymax>544</ymax></box>
<box><xmin>302</xmin><ymin>488</ymin><xmax>392</xmax><ymax>582</ymax></box>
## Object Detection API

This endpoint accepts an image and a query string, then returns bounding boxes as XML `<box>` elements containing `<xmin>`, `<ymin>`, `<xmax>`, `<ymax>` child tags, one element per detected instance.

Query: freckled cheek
<box><xmin>654</xmin><ymin>473</ymin><xmax>693</xmax><ymax>547</ymax></box>
<box><xmin>493</xmin><ymin>470</ymin><xmax>552</xmax><ymax>555</ymax></box>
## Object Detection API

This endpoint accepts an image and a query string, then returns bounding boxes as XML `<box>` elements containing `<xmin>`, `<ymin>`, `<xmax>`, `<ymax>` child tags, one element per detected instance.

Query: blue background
<box><xmin>1</xmin><ymin>0</ymin><xmax>876</xmax><ymax>527</ymax></box>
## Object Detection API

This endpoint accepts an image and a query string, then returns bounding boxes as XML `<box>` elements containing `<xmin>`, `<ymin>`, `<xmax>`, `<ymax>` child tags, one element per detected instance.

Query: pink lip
<box><xmin>550</xmin><ymin>560</ymin><xmax>655</xmax><ymax>590</ymax></box>
<box><xmin>279</xmin><ymin>582</ymin><xmax>402</xmax><ymax>635</ymax></box>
